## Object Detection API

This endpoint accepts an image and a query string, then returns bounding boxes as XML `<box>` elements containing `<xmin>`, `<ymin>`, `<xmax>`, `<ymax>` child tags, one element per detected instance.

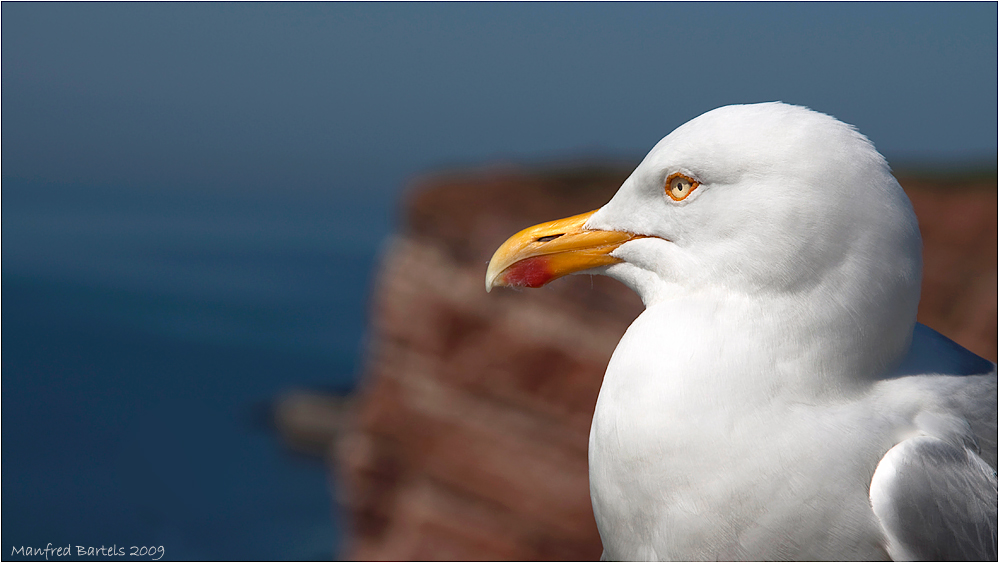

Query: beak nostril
<box><xmin>536</xmin><ymin>234</ymin><xmax>564</xmax><ymax>243</ymax></box>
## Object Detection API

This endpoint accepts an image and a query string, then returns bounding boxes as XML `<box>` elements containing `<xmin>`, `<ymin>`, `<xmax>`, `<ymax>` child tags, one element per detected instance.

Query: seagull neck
<box><xmin>604</xmin><ymin>255</ymin><xmax>917</xmax><ymax>392</ymax></box>
<box><xmin>637</xmin><ymin>288</ymin><xmax>907</xmax><ymax>401</ymax></box>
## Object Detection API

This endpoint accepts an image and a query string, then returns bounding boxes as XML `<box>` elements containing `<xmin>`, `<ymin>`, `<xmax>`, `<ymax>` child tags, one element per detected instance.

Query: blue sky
<box><xmin>3</xmin><ymin>2</ymin><xmax>996</xmax><ymax>197</ymax></box>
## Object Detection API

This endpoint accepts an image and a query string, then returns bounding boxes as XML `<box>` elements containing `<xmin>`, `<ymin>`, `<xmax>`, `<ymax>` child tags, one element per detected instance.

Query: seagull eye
<box><xmin>666</xmin><ymin>174</ymin><xmax>698</xmax><ymax>201</ymax></box>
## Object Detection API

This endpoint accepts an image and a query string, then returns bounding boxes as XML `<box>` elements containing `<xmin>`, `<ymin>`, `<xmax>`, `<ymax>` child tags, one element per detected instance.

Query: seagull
<box><xmin>485</xmin><ymin>103</ymin><xmax>997</xmax><ymax>561</ymax></box>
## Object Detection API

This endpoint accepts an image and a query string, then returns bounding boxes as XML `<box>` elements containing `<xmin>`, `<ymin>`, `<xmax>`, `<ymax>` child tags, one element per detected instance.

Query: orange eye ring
<box><xmin>666</xmin><ymin>173</ymin><xmax>699</xmax><ymax>201</ymax></box>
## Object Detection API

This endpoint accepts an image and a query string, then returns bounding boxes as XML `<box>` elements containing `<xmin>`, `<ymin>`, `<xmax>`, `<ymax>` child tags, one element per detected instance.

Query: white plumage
<box><xmin>487</xmin><ymin>102</ymin><xmax>997</xmax><ymax>560</ymax></box>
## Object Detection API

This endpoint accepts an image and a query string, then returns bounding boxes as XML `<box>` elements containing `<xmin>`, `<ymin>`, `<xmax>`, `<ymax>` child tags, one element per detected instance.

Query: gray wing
<box><xmin>887</xmin><ymin>323</ymin><xmax>998</xmax><ymax>469</ymax></box>
<box><xmin>890</xmin><ymin>323</ymin><xmax>996</xmax><ymax>380</ymax></box>
<box><xmin>870</xmin><ymin>434</ymin><xmax>998</xmax><ymax>561</ymax></box>
<box><xmin>871</xmin><ymin>323</ymin><xmax>998</xmax><ymax>560</ymax></box>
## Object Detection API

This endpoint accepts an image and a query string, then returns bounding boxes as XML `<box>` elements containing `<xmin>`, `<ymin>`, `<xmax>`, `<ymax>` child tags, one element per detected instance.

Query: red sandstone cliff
<box><xmin>276</xmin><ymin>165</ymin><xmax>997</xmax><ymax>560</ymax></box>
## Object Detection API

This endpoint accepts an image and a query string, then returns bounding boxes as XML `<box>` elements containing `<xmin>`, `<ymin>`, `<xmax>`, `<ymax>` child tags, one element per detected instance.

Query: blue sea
<box><xmin>3</xmin><ymin>178</ymin><xmax>394</xmax><ymax>560</ymax></box>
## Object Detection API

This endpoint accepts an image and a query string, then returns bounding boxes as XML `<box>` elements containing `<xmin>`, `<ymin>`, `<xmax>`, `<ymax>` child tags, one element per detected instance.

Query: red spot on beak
<box><xmin>500</xmin><ymin>256</ymin><xmax>554</xmax><ymax>288</ymax></box>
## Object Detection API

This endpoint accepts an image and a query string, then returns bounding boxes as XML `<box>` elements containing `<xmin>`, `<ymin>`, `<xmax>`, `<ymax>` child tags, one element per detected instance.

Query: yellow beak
<box><xmin>485</xmin><ymin>209</ymin><xmax>641</xmax><ymax>292</ymax></box>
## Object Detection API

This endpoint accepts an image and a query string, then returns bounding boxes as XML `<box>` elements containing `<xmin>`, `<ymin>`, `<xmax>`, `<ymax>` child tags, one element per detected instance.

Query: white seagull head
<box><xmin>487</xmin><ymin>102</ymin><xmax>922</xmax><ymax>373</ymax></box>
